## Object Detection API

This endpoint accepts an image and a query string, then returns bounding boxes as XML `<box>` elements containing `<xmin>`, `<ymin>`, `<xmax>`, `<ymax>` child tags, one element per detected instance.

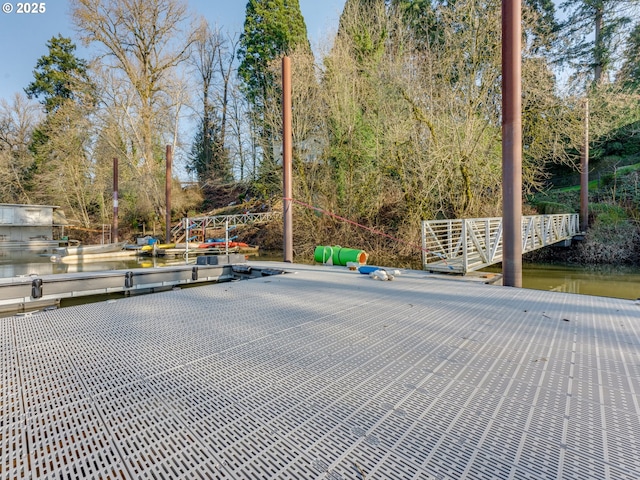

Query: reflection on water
<box><xmin>483</xmin><ymin>263</ymin><xmax>640</xmax><ymax>300</ymax></box>
<box><xmin>0</xmin><ymin>249</ymin><xmax>274</xmax><ymax>278</ymax></box>
<box><xmin>0</xmin><ymin>252</ymin><xmax>190</xmax><ymax>278</ymax></box>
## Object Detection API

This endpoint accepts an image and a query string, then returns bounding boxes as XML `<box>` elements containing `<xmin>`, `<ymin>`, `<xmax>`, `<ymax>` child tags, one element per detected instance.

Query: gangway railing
<box><xmin>171</xmin><ymin>211</ymin><xmax>281</xmax><ymax>243</ymax></box>
<box><xmin>421</xmin><ymin>214</ymin><xmax>580</xmax><ymax>274</ymax></box>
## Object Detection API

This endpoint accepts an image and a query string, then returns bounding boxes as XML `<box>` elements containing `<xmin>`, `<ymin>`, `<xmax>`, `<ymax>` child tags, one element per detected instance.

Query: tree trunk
<box><xmin>594</xmin><ymin>3</ymin><xmax>604</xmax><ymax>84</ymax></box>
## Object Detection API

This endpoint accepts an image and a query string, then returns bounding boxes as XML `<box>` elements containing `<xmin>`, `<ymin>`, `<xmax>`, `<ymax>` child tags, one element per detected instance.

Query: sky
<box><xmin>0</xmin><ymin>0</ymin><xmax>347</xmax><ymax>102</ymax></box>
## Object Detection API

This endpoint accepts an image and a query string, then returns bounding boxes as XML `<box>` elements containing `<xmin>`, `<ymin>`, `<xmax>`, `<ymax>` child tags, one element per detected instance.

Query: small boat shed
<box><xmin>0</xmin><ymin>203</ymin><xmax>68</xmax><ymax>249</ymax></box>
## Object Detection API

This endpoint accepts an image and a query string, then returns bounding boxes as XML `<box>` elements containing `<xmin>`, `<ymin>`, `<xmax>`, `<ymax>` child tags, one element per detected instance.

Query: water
<box><xmin>0</xmin><ymin>251</ymin><xmax>186</xmax><ymax>278</ymax></box>
<box><xmin>482</xmin><ymin>263</ymin><xmax>640</xmax><ymax>301</ymax></box>
<box><xmin>0</xmin><ymin>249</ymin><xmax>275</xmax><ymax>278</ymax></box>
<box><xmin>2</xmin><ymin>251</ymin><xmax>638</xmax><ymax>301</ymax></box>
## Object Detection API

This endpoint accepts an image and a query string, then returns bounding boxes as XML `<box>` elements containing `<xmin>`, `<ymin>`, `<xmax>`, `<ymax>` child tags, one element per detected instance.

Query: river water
<box><xmin>0</xmin><ymin>251</ymin><xmax>179</xmax><ymax>278</ymax></box>
<box><xmin>481</xmin><ymin>263</ymin><xmax>640</xmax><ymax>301</ymax></box>
<box><xmin>2</xmin><ymin>252</ymin><xmax>638</xmax><ymax>301</ymax></box>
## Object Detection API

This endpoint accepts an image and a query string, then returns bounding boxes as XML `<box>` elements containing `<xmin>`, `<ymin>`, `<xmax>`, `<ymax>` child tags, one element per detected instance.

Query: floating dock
<box><xmin>0</xmin><ymin>263</ymin><xmax>237</xmax><ymax>314</ymax></box>
<box><xmin>1</xmin><ymin>262</ymin><xmax>639</xmax><ymax>479</ymax></box>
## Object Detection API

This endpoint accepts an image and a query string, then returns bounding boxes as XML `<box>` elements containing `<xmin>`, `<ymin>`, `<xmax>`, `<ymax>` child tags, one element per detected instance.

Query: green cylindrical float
<box><xmin>313</xmin><ymin>245</ymin><xmax>368</xmax><ymax>266</ymax></box>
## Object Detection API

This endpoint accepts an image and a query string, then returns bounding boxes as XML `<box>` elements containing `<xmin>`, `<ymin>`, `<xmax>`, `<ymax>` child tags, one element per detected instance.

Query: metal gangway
<box><xmin>421</xmin><ymin>213</ymin><xmax>580</xmax><ymax>273</ymax></box>
<box><xmin>172</xmin><ymin>211</ymin><xmax>281</xmax><ymax>243</ymax></box>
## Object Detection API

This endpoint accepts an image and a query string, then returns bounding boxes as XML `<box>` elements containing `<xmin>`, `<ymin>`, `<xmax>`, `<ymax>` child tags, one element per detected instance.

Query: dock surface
<box><xmin>2</xmin><ymin>262</ymin><xmax>639</xmax><ymax>479</ymax></box>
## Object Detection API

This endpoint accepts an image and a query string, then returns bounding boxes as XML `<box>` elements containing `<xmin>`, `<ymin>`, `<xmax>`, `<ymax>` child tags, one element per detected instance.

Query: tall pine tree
<box><xmin>559</xmin><ymin>0</ymin><xmax>640</xmax><ymax>85</ymax></box>
<box><xmin>25</xmin><ymin>35</ymin><xmax>93</xmax><ymax>113</ymax></box>
<box><xmin>25</xmin><ymin>35</ymin><xmax>97</xmax><ymax>225</ymax></box>
<box><xmin>237</xmin><ymin>0</ymin><xmax>310</xmax><ymax>192</ymax></box>
<box><xmin>618</xmin><ymin>22</ymin><xmax>640</xmax><ymax>91</ymax></box>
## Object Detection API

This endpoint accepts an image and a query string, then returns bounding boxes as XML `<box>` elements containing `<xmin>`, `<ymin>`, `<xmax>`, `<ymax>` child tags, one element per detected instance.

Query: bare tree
<box><xmin>189</xmin><ymin>20</ymin><xmax>238</xmax><ymax>184</ymax></box>
<box><xmin>0</xmin><ymin>94</ymin><xmax>41</xmax><ymax>203</ymax></box>
<box><xmin>302</xmin><ymin>0</ymin><xmax>572</xmax><ymax>255</ymax></box>
<box><xmin>29</xmin><ymin>99</ymin><xmax>96</xmax><ymax>226</ymax></box>
<box><xmin>70</xmin><ymin>0</ymin><xmax>197</xmax><ymax>221</ymax></box>
<box><xmin>227</xmin><ymin>81</ymin><xmax>253</xmax><ymax>181</ymax></box>
<box><xmin>214</xmin><ymin>31</ymin><xmax>239</xmax><ymax>181</ymax></box>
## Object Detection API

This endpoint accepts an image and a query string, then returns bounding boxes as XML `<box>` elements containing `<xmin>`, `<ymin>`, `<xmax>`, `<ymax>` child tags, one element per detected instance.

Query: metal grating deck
<box><xmin>2</xmin><ymin>262</ymin><xmax>639</xmax><ymax>479</ymax></box>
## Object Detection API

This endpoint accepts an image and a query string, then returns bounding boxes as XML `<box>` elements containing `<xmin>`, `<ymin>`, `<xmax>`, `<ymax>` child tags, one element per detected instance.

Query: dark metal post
<box><xmin>165</xmin><ymin>145</ymin><xmax>172</xmax><ymax>244</ymax></box>
<box><xmin>282</xmin><ymin>56</ymin><xmax>293</xmax><ymax>262</ymax></box>
<box><xmin>580</xmin><ymin>99</ymin><xmax>589</xmax><ymax>232</ymax></box>
<box><xmin>113</xmin><ymin>158</ymin><xmax>119</xmax><ymax>243</ymax></box>
<box><xmin>502</xmin><ymin>0</ymin><xmax>523</xmax><ymax>287</ymax></box>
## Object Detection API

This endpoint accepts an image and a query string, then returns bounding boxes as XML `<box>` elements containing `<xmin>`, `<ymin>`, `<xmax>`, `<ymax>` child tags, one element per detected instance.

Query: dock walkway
<box><xmin>2</xmin><ymin>262</ymin><xmax>639</xmax><ymax>479</ymax></box>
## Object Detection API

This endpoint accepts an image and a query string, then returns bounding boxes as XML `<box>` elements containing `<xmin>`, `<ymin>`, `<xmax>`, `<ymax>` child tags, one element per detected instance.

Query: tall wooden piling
<box><xmin>166</xmin><ymin>145</ymin><xmax>172</xmax><ymax>244</ymax></box>
<box><xmin>282</xmin><ymin>56</ymin><xmax>293</xmax><ymax>263</ymax></box>
<box><xmin>502</xmin><ymin>0</ymin><xmax>523</xmax><ymax>287</ymax></box>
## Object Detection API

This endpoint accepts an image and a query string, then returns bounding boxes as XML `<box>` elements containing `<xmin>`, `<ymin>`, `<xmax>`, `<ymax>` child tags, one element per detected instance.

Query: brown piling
<box><xmin>282</xmin><ymin>56</ymin><xmax>293</xmax><ymax>263</ymax></box>
<box><xmin>166</xmin><ymin>145</ymin><xmax>173</xmax><ymax>244</ymax></box>
<box><xmin>502</xmin><ymin>0</ymin><xmax>523</xmax><ymax>287</ymax></box>
<box><xmin>113</xmin><ymin>158</ymin><xmax>119</xmax><ymax>243</ymax></box>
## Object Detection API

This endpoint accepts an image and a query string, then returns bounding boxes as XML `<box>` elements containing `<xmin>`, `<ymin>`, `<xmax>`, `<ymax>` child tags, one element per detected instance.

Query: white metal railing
<box><xmin>421</xmin><ymin>214</ymin><xmax>580</xmax><ymax>273</ymax></box>
<box><xmin>172</xmin><ymin>211</ymin><xmax>281</xmax><ymax>243</ymax></box>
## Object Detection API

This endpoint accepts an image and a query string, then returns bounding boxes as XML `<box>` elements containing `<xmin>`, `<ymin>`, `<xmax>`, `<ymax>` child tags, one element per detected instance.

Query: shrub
<box><xmin>590</xmin><ymin>203</ymin><xmax>627</xmax><ymax>226</ymax></box>
<box><xmin>605</xmin><ymin>142</ymin><xmax>624</xmax><ymax>155</ymax></box>
<box><xmin>533</xmin><ymin>201</ymin><xmax>574</xmax><ymax>215</ymax></box>
<box><xmin>599</xmin><ymin>173</ymin><xmax>614</xmax><ymax>187</ymax></box>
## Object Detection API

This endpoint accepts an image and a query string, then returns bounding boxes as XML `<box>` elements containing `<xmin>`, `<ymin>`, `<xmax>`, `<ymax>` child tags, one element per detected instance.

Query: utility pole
<box><xmin>502</xmin><ymin>0</ymin><xmax>523</xmax><ymax>288</ymax></box>
<box><xmin>282</xmin><ymin>56</ymin><xmax>293</xmax><ymax>263</ymax></box>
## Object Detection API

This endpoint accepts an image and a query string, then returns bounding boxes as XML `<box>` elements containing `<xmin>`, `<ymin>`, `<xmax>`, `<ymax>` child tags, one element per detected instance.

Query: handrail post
<box><xmin>485</xmin><ymin>219</ymin><xmax>490</xmax><ymax>259</ymax></box>
<box><xmin>421</xmin><ymin>221</ymin><xmax>427</xmax><ymax>270</ymax></box>
<box><xmin>184</xmin><ymin>217</ymin><xmax>189</xmax><ymax>264</ymax></box>
<box><xmin>462</xmin><ymin>220</ymin><xmax>468</xmax><ymax>274</ymax></box>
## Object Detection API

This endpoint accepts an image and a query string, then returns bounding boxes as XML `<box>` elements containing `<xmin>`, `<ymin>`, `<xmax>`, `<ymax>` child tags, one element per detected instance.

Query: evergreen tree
<box><xmin>238</xmin><ymin>0</ymin><xmax>310</xmax><ymax>107</ymax></box>
<box><xmin>559</xmin><ymin>0</ymin><xmax>640</xmax><ymax>85</ymax></box>
<box><xmin>188</xmin><ymin>115</ymin><xmax>232</xmax><ymax>183</ymax></box>
<box><xmin>237</xmin><ymin>0</ymin><xmax>310</xmax><ymax>193</ymax></box>
<box><xmin>24</xmin><ymin>35</ymin><xmax>96</xmax><ymax>222</ymax></box>
<box><xmin>390</xmin><ymin>0</ymin><xmax>557</xmax><ymax>53</ymax></box>
<box><xmin>25</xmin><ymin>35</ymin><xmax>93</xmax><ymax>113</ymax></box>
<box><xmin>618</xmin><ymin>23</ymin><xmax>640</xmax><ymax>91</ymax></box>
<box><xmin>338</xmin><ymin>0</ymin><xmax>387</xmax><ymax>66</ymax></box>
<box><xmin>326</xmin><ymin>0</ymin><xmax>388</xmax><ymax>211</ymax></box>
<box><xmin>320</xmin><ymin>0</ymin><xmax>567</xmax><ymax>225</ymax></box>
<box><xmin>524</xmin><ymin>0</ymin><xmax>559</xmax><ymax>52</ymax></box>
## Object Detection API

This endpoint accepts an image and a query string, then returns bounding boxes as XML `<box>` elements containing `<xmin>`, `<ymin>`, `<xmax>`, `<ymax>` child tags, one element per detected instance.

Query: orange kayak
<box><xmin>197</xmin><ymin>241</ymin><xmax>250</xmax><ymax>249</ymax></box>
